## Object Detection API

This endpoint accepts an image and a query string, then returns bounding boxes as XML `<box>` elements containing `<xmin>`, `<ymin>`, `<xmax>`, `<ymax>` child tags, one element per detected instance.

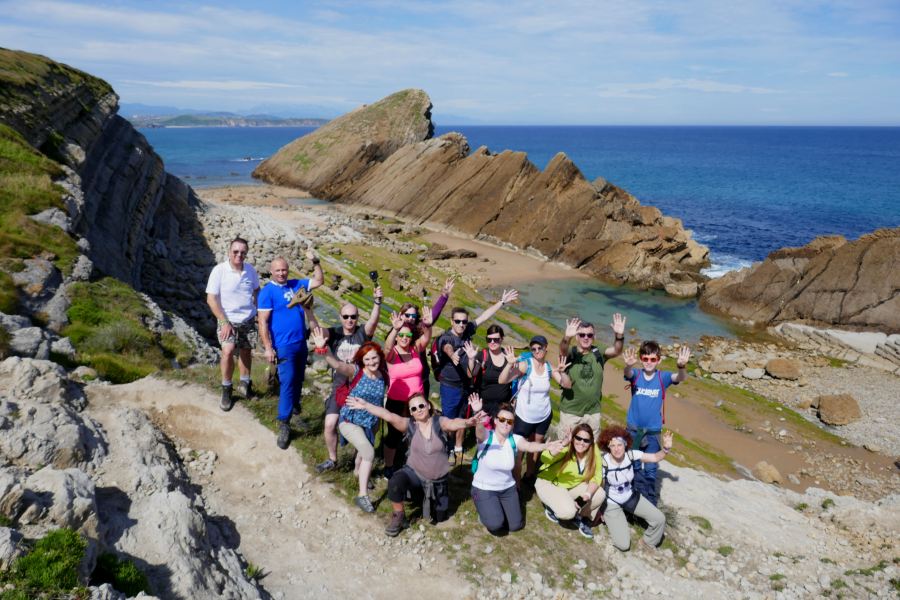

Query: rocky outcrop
<box><xmin>700</xmin><ymin>228</ymin><xmax>900</xmax><ymax>333</ymax></box>
<box><xmin>255</xmin><ymin>90</ymin><xmax>709</xmax><ymax>292</ymax></box>
<box><xmin>816</xmin><ymin>394</ymin><xmax>862</xmax><ymax>426</ymax></box>
<box><xmin>0</xmin><ymin>48</ymin><xmax>217</xmax><ymax>337</ymax></box>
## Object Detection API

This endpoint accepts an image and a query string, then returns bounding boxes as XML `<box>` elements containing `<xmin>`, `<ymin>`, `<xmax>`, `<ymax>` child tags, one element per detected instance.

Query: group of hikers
<box><xmin>206</xmin><ymin>238</ymin><xmax>691</xmax><ymax>550</ymax></box>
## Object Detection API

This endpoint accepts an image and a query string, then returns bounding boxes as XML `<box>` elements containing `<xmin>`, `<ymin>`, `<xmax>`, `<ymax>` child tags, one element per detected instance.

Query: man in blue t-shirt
<box><xmin>622</xmin><ymin>340</ymin><xmax>691</xmax><ymax>505</ymax></box>
<box><xmin>258</xmin><ymin>252</ymin><xmax>324</xmax><ymax>449</ymax></box>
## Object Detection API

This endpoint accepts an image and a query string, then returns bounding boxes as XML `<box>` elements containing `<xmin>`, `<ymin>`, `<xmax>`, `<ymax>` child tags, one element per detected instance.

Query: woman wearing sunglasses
<box><xmin>380</xmin><ymin>311</ymin><xmax>434</xmax><ymax>478</ymax></box>
<box><xmin>311</xmin><ymin>328</ymin><xmax>388</xmax><ymax>513</ymax></box>
<box><xmin>534</xmin><ymin>424</ymin><xmax>604</xmax><ymax>539</ymax></box>
<box><xmin>467</xmin><ymin>324</ymin><xmax>513</xmax><ymax>417</ymax></box>
<box><xmin>498</xmin><ymin>335</ymin><xmax>570</xmax><ymax>480</ymax></box>
<box><xmin>345</xmin><ymin>393</ymin><xmax>484</xmax><ymax>536</ymax></box>
<box><xmin>469</xmin><ymin>400</ymin><xmax>567</xmax><ymax>534</ymax></box>
<box><xmin>598</xmin><ymin>425</ymin><xmax>673</xmax><ymax>551</ymax></box>
<box><xmin>396</xmin><ymin>276</ymin><xmax>455</xmax><ymax>398</ymax></box>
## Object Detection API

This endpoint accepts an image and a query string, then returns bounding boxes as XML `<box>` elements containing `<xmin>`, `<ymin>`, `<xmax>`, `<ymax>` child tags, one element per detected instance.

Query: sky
<box><xmin>2</xmin><ymin>0</ymin><xmax>899</xmax><ymax>124</ymax></box>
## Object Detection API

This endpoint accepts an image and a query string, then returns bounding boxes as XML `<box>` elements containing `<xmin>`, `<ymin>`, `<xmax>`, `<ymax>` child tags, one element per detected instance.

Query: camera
<box><xmin>368</xmin><ymin>270</ymin><xmax>379</xmax><ymax>283</ymax></box>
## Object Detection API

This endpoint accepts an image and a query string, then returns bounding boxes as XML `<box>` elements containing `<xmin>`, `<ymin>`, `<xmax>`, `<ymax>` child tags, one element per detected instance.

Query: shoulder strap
<box><xmin>433</xmin><ymin>415</ymin><xmax>449</xmax><ymax>447</ymax></box>
<box><xmin>476</xmin><ymin>431</ymin><xmax>494</xmax><ymax>462</ymax></box>
<box><xmin>349</xmin><ymin>367</ymin><xmax>365</xmax><ymax>390</ymax></box>
<box><xmin>509</xmin><ymin>434</ymin><xmax>517</xmax><ymax>456</ymax></box>
<box><xmin>591</xmin><ymin>346</ymin><xmax>604</xmax><ymax>362</ymax></box>
<box><xmin>659</xmin><ymin>371</ymin><xmax>667</xmax><ymax>424</ymax></box>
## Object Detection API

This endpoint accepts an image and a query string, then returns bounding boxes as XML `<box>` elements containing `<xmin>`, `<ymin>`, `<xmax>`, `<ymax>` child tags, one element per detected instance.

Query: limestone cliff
<box><xmin>254</xmin><ymin>90</ymin><xmax>709</xmax><ymax>293</ymax></box>
<box><xmin>0</xmin><ymin>48</ymin><xmax>216</xmax><ymax>335</ymax></box>
<box><xmin>700</xmin><ymin>228</ymin><xmax>900</xmax><ymax>333</ymax></box>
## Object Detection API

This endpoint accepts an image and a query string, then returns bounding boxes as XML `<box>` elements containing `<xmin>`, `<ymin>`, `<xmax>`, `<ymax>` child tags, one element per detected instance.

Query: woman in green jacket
<box><xmin>534</xmin><ymin>423</ymin><xmax>605</xmax><ymax>539</ymax></box>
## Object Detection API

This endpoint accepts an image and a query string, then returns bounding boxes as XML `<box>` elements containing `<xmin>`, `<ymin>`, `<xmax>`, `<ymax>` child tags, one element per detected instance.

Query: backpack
<box><xmin>627</xmin><ymin>370</ymin><xmax>668</xmax><ymax>425</ymax></box>
<box><xmin>471</xmin><ymin>431</ymin><xmax>517</xmax><ymax>474</ymax></box>
<box><xmin>334</xmin><ymin>368</ymin><xmax>365</xmax><ymax>409</ymax></box>
<box><xmin>602</xmin><ymin>450</ymin><xmax>641</xmax><ymax>511</ymax></box>
<box><xmin>510</xmin><ymin>354</ymin><xmax>553</xmax><ymax>399</ymax></box>
<box><xmin>405</xmin><ymin>415</ymin><xmax>450</xmax><ymax>456</ymax></box>
<box><xmin>429</xmin><ymin>339</ymin><xmax>443</xmax><ymax>381</ymax></box>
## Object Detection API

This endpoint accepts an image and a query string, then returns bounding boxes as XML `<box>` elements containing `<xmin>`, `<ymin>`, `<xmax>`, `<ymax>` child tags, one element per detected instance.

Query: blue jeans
<box><xmin>628</xmin><ymin>426</ymin><xmax>660</xmax><ymax>506</ymax></box>
<box><xmin>276</xmin><ymin>343</ymin><xmax>308</xmax><ymax>422</ymax></box>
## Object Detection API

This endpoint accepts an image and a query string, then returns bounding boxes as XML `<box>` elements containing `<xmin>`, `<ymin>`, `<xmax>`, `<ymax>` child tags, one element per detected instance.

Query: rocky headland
<box><xmin>254</xmin><ymin>89</ymin><xmax>710</xmax><ymax>296</ymax></box>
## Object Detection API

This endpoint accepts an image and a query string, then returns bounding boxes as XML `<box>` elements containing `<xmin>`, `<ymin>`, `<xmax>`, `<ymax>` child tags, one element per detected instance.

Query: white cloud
<box><xmin>121</xmin><ymin>79</ymin><xmax>306</xmax><ymax>91</ymax></box>
<box><xmin>596</xmin><ymin>78</ymin><xmax>780</xmax><ymax>99</ymax></box>
<box><xmin>827</xmin><ymin>71</ymin><xmax>849</xmax><ymax>77</ymax></box>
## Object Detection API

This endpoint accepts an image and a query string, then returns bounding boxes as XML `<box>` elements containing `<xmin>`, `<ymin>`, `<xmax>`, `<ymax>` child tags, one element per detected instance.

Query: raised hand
<box><xmin>564</xmin><ymin>318</ymin><xmax>582</xmax><ymax>338</ymax></box>
<box><xmin>556</xmin><ymin>354</ymin><xmax>571</xmax><ymax>373</ymax></box>
<box><xmin>502</xmin><ymin>345</ymin><xmax>517</xmax><ymax>364</ymax></box>
<box><xmin>547</xmin><ymin>439</ymin><xmax>567</xmax><ymax>454</ymax></box>
<box><xmin>311</xmin><ymin>326</ymin><xmax>327</xmax><ymax>348</ymax></box>
<box><xmin>676</xmin><ymin>345</ymin><xmax>692</xmax><ymax>368</ymax></box>
<box><xmin>662</xmin><ymin>431</ymin><xmax>674</xmax><ymax>450</ymax></box>
<box><xmin>421</xmin><ymin>305</ymin><xmax>433</xmax><ymax>327</ymax></box>
<box><xmin>463</xmin><ymin>340</ymin><xmax>479</xmax><ymax>360</ymax></box>
<box><xmin>610</xmin><ymin>313</ymin><xmax>626</xmax><ymax>336</ymax></box>
<box><xmin>305</xmin><ymin>247</ymin><xmax>318</xmax><ymax>262</ymax></box>
<box><xmin>623</xmin><ymin>346</ymin><xmax>638</xmax><ymax>367</ymax></box>
<box><xmin>500</xmin><ymin>289</ymin><xmax>519</xmax><ymax>305</ymax></box>
<box><xmin>390</xmin><ymin>311</ymin><xmax>404</xmax><ymax>330</ymax></box>
<box><xmin>449</xmin><ymin>348</ymin><xmax>461</xmax><ymax>366</ymax></box>
<box><xmin>467</xmin><ymin>392</ymin><xmax>483</xmax><ymax>414</ymax></box>
<box><xmin>442</xmin><ymin>276</ymin><xmax>456</xmax><ymax>296</ymax></box>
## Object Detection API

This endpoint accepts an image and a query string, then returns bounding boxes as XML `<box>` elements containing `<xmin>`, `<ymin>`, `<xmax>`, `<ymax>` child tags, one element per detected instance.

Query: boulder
<box><xmin>664</xmin><ymin>281</ymin><xmax>700</xmax><ymax>298</ymax></box>
<box><xmin>742</xmin><ymin>368</ymin><xmax>765</xmax><ymax>380</ymax></box>
<box><xmin>9</xmin><ymin>327</ymin><xmax>50</xmax><ymax>359</ymax></box>
<box><xmin>700</xmin><ymin>228</ymin><xmax>900</xmax><ymax>332</ymax></box>
<box><xmin>753</xmin><ymin>461</ymin><xmax>782</xmax><ymax>484</ymax></box>
<box><xmin>816</xmin><ymin>394</ymin><xmax>862</xmax><ymax>425</ymax></box>
<box><xmin>0</xmin><ymin>526</ymin><xmax>24</xmax><ymax>570</ymax></box>
<box><xmin>765</xmin><ymin>358</ymin><xmax>801</xmax><ymax>380</ymax></box>
<box><xmin>708</xmin><ymin>360</ymin><xmax>742</xmax><ymax>374</ymax></box>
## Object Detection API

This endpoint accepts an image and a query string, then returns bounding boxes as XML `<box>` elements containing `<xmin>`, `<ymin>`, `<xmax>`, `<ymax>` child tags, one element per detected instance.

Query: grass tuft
<box><xmin>90</xmin><ymin>552</ymin><xmax>151</xmax><ymax>596</ymax></box>
<box><xmin>1</xmin><ymin>528</ymin><xmax>87</xmax><ymax>597</ymax></box>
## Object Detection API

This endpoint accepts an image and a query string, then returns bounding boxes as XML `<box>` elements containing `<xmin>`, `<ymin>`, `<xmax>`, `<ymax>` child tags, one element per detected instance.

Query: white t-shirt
<box><xmin>515</xmin><ymin>359</ymin><xmax>552</xmax><ymax>424</ymax></box>
<box><xmin>602</xmin><ymin>450</ymin><xmax>645</xmax><ymax>505</ymax></box>
<box><xmin>205</xmin><ymin>261</ymin><xmax>259</xmax><ymax>324</ymax></box>
<box><xmin>472</xmin><ymin>433</ymin><xmax>525</xmax><ymax>491</ymax></box>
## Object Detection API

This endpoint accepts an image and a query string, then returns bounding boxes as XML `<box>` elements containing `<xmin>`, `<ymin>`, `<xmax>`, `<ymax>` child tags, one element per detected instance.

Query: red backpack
<box><xmin>334</xmin><ymin>368</ymin><xmax>365</xmax><ymax>408</ymax></box>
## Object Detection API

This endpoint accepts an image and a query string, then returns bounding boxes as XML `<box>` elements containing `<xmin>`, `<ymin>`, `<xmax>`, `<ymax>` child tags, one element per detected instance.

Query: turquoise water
<box><xmin>504</xmin><ymin>279</ymin><xmax>737</xmax><ymax>344</ymax></box>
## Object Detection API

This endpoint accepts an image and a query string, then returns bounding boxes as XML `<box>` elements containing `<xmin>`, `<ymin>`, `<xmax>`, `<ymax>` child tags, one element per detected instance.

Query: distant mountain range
<box><xmin>128</xmin><ymin>113</ymin><xmax>329</xmax><ymax>128</ymax></box>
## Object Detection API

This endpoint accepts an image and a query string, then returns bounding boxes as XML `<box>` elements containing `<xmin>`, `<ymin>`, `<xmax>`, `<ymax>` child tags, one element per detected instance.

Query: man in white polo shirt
<box><xmin>206</xmin><ymin>236</ymin><xmax>260</xmax><ymax>411</ymax></box>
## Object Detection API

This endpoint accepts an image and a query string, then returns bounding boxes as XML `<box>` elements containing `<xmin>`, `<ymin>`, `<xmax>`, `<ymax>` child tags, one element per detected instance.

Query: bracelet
<box><xmin>615</xmin><ymin>335</ymin><xmax>624</xmax><ymax>341</ymax></box>
<box><xmin>314</xmin><ymin>347</ymin><xmax>328</xmax><ymax>355</ymax></box>
<box><xmin>374</xmin><ymin>299</ymin><xmax>382</xmax><ymax>305</ymax></box>
<box><xmin>217</xmin><ymin>319</ymin><xmax>229</xmax><ymax>326</ymax></box>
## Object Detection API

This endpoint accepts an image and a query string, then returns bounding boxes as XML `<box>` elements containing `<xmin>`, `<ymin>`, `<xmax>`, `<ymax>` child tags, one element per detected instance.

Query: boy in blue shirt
<box><xmin>623</xmin><ymin>340</ymin><xmax>691</xmax><ymax>505</ymax></box>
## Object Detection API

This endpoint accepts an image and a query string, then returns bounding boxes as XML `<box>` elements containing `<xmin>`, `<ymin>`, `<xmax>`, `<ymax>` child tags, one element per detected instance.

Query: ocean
<box><xmin>141</xmin><ymin>125</ymin><xmax>899</xmax><ymax>342</ymax></box>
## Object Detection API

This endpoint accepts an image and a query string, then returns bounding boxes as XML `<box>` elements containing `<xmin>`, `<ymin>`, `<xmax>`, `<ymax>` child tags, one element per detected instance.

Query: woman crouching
<box><xmin>598</xmin><ymin>425</ymin><xmax>674</xmax><ymax>551</ymax></box>
<box><xmin>470</xmin><ymin>398</ymin><xmax>567</xmax><ymax>535</ymax></box>
<box><xmin>346</xmin><ymin>393</ymin><xmax>483</xmax><ymax>536</ymax></box>
<box><xmin>534</xmin><ymin>424</ymin><xmax>605</xmax><ymax>539</ymax></box>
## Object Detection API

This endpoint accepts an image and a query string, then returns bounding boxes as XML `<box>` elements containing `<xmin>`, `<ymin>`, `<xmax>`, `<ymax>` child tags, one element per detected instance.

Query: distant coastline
<box><xmin>130</xmin><ymin>114</ymin><xmax>328</xmax><ymax>128</ymax></box>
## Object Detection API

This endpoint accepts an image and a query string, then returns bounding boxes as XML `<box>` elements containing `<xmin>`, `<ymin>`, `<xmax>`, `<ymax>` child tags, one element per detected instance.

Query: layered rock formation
<box><xmin>255</xmin><ymin>89</ymin><xmax>709</xmax><ymax>293</ymax></box>
<box><xmin>700</xmin><ymin>228</ymin><xmax>900</xmax><ymax>333</ymax></box>
<box><xmin>0</xmin><ymin>48</ymin><xmax>217</xmax><ymax>336</ymax></box>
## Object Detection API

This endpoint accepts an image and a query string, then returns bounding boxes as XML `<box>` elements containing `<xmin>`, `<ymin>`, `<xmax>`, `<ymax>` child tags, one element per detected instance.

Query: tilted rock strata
<box><xmin>0</xmin><ymin>49</ymin><xmax>217</xmax><ymax>337</ymax></box>
<box><xmin>700</xmin><ymin>228</ymin><xmax>900</xmax><ymax>333</ymax></box>
<box><xmin>255</xmin><ymin>90</ymin><xmax>709</xmax><ymax>291</ymax></box>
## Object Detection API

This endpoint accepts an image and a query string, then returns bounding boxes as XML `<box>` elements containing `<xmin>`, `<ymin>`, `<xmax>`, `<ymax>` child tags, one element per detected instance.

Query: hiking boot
<box><xmin>238</xmin><ymin>379</ymin><xmax>253</xmax><ymax>399</ymax></box>
<box><xmin>385</xmin><ymin>511</ymin><xmax>408</xmax><ymax>537</ymax></box>
<box><xmin>577</xmin><ymin>517</ymin><xmax>594</xmax><ymax>540</ymax></box>
<box><xmin>219</xmin><ymin>385</ymin><xmax>234</xmax><ymax>411</ymax></box>
<box><xmin>276</xmin><ymin>421</ymin><xmax>290</xmax><ymax>450</ymax></box>
<box><xmin>355</xmin><ymin>495</ymin><xmax>375</xmax><ymax>513</ymax></box>
<box><xmin>315</xmin><ymin>459</ymin><xmax>336</xmax><ymax>473</ymax></box>
<box><xmin>543</xmin><ymin>505</ymin><xmax>559</xmax><ymax>524</ymax></box>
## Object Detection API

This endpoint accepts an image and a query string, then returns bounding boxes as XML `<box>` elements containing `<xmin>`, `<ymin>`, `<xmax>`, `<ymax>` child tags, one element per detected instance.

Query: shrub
<box><xmin>91</xmin><ymin>552</ymin><xmax>151</xmax><ymax>596</ymax></box>
<box><xmin>10</xmin><ymin>528</ymin><xmax>86</xmax><ymax>592</ymax></box>
<box><xmin>717</xmin><ymin>546</ymin><xmax>734</xmax><ymax>557</ymax></box>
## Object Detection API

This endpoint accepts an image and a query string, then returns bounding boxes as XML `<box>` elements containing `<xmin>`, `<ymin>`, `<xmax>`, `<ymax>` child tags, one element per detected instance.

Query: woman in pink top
<box><xmin>382</xmin><ymin>311</ymin><xmax>433</xmax><ymax>476</ymax></box>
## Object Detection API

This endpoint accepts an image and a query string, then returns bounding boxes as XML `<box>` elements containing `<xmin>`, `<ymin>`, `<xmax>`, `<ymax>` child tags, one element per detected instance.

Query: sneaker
<box><xmin>315</xmin><ymin>459</ymin><xmax>336</xmax><ymax>473</ymax></box>
<box><xmin>447</xmin><ymin>450</ymin><xmax>457</xmax><ymax>465</ymax></box>
<box><xmin>238</xmin><ymin>379</ymin><xmax>253</xmax><ymax>399</ymax></box>
<box><xmin>276</xmin><ymin>421</ymin><xmax>290</xmax><ymax>450</ymax></box>
<box><xmin>543</xmin><ymin>505</ymin><xmax>559</xmax><ymax>524</ymax></box>
<box><xmin>577</xmin><ymin>517</ymin><xmax>594</xmax><ymax>540</ymax></box>
<box><xmin>355</xmin><ymin>495</ymin><xmax>375</xmax><ymax>513</ymax></box>
<box><xmin>385</xmin><ymin>511</ymin><xmax>408</xmax><ymax>537</ymax></box>
<box><xmin>219</xmin><ymin>385</ymin><xmax>234</xmax><ymax>411</ymax></box>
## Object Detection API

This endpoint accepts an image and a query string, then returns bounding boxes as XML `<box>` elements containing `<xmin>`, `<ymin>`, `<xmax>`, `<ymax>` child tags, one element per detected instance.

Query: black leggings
<box><xmin>383</xmin><ymin>399</ymin><xmax>408</xmax><ymax>450</ymax></box>
<box><xmin>388</xmin><ymin>466</ymin><xmax>449</xmax><ymax>520</ymax></box>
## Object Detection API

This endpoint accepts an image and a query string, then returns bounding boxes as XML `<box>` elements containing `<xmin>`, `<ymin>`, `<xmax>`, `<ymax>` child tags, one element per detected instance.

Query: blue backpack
<box><xmin>471</xmin><ymin>431</ymin><xmax>517</xmax><ymax>474</ymax></box>
<box><xmin>510</xmin><ymin>353</ymin><xmax>553</xmax><ymax>399</ymax></box>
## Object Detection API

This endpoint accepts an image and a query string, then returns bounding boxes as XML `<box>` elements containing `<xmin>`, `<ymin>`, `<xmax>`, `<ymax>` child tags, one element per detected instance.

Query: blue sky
<box><xmin>2</xmin><ymin>0</ymin><xmax>899</xmax><ymax>124</ymax></box>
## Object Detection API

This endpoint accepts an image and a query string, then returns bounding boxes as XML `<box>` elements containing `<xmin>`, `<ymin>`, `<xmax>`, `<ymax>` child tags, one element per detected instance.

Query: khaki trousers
<box><xmin>558</xmin><ymin>411</ymin><xmax>601</xmax><ymax>437</ymax></box>
<box><xmin>534</xmin><ymin>478</ymin><xmax>605</xmax><ymax>521</ymax></box>
<box><xmin>338</xmin><ymin>422</ymin><xmax>375</xmax><ymax>461</ymax></box>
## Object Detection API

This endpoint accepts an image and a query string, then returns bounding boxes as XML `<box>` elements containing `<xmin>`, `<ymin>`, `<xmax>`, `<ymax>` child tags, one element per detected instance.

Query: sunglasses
<box><xmin>404</xmin><ymin>312</ymin><xmax>418</xmax><ymax>318</ymax></box>
<box><xmin>495</xmin><ymin>416</ymin><xmax>515</xmax><ymax>425</ymax></box>
<box><xmin>409</xmin><ymin>403</ymin><xmax>428</xmax><ymax>413</ymax></box>
<box><xmin>640</xmin><ymin>355</ymin><xmax>659</xmax><ymax>363</ymax></box>
<box><xmin>486</xmin><ymin>336</ymin><xmax>502</xmax><ymax>343</ymax></box>
<box><xmin>576</xmin><ymin>332</ymin><xmax>594</xmax><ymax>339</ymax></box>
<box><xmin>453</xmin><ymin>319</ymin><xmax>469</xmax><ymax>325</ymax></box>
<box><xmin>396</xmin><ymin>332</ymin><xmax>413</xmax><ymax>338</ymax></box>
<box><xmin>530</xmin><ymin>346</ymin><xmax>546</xmax><ymax>352</ymax></box>
<box><xmin>573</xmin><ymin>435</ymin><xmax>593</xmax><ymax>443</ymax></box>
<box><xmin>341</xmin><ymin>314</ymin><xmax>359</xmax><ymax>320</ymax></box>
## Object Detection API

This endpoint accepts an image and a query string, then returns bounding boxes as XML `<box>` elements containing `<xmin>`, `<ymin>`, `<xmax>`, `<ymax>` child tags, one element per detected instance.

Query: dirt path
<box><xmin>87</xmin><ymin>377</ymin><xmax>470</xmax><ymax>600</ymax></box>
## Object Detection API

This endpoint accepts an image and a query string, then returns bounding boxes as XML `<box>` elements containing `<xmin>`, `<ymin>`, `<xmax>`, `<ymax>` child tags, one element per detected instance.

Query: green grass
<box><xmin>688</xmin><ymin>515</ymin><xmax>713</xmax><ymax>532</ymax></box>
<box><xmin>794</xmin><ymin>502</ymin><xmax>808</xmax><ymax>512</ymax></box>
<box><xmin>0</xmin><ymin>513</ymin><xmax>12</xmax><ymax>527</ymax></box>
<box><xmin>821</xmin><ymin>498</ymin><xmax>835</xmax><ymax>510</ymax></box>
<box><xmin>244</xmin><ymin>562</ymin><xmax>264</xmax><ymax>582</ymax></box>
<box><xmin>844</xmin><ymin>560</ymin><xmax>888</xmax><ymax>577</ymax></box>
<box><xmin>90</xmin><ymin>552</ymin><xmax>151</xmax><ymax>596</ymax></box>
<box><xmin>63</xmin><ymin>277</ymin><xmax>192</xmax><ymax>383</ymax></box>
<box><xmin>0</xmin><ymin>528</ymin><xmax>87</xmax><ymax>599</ymax></box>
<box><xmin>717</xmin><ymin>545</ymin><xmax>734</xmax><ymax>557</ymax></box>
<box><xmin>0</xmin><ymin>322</ymin><xmax>10</xmax><ymax>360</ymax></box>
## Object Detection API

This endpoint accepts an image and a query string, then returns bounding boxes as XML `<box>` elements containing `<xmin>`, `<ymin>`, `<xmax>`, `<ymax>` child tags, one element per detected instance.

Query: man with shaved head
<box><xmin>258</xmin><ymin>249</ymin><xmax>324</xmax><ymax>449</ymax></box>
<box><xmin>308</xmin><ymin>286</ymin><xmax>383</xmax><ymax>472</ymax></box>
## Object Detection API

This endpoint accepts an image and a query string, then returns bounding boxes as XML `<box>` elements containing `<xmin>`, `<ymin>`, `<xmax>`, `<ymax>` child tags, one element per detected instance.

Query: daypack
<box><xmin>511</xmin><ymin>353</ymin><xmax>553</xmax><ymax>399</ymax></box>
<box><xmin>429</xmin><ymin>339</ymin><xmax>443</xmax><ymax>381</ymax></box>
<box><xmin>602</xmin><ymin>450</ymin><xmax>641</xmax><ymax>511</ymax></box>
<box><xmin>471</xmin><ymin>431</ymin><xmax>517</xmax><ymax>474</ymax></box>
<box><xmin>334</xmin><ymin>368</ymin><xmax>365</xmax><ymax>409</ymax></box>
<box><xmin>626</xmin><ymin>370</ymin><xmax>668</xmax><ymax>425</ymax></box>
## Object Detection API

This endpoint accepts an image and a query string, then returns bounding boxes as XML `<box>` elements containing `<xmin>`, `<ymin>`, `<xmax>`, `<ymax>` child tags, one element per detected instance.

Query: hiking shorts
<box><xmin>513</xmin><ymin>412</ymin><xmax>552</xmax><ymax>438</ymax></box>
<box><xmin>218</xmin><ymin>319</ymin><xmax>258</xmax><ymax>350</ymax></box>
<box><xmin>439</xmin><ymin>383</ymin><xmax>468</xmax><ymax>419</ymax></box>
